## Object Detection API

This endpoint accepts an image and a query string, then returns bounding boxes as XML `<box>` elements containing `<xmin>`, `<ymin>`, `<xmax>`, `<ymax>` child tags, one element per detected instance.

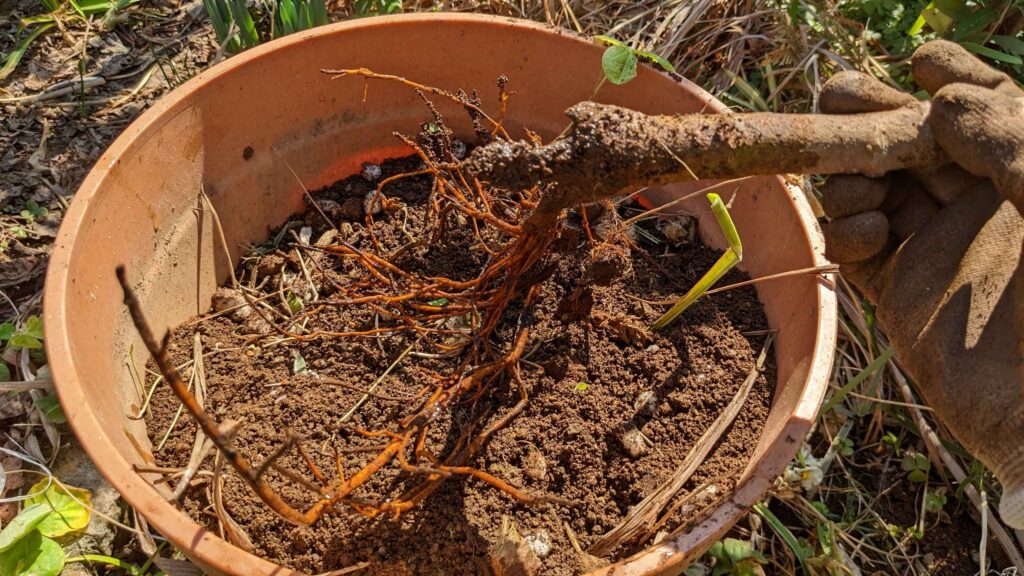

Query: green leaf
<box><xmin>961</xmin><ymin>41</ymin><xmax>1023</xmax><ymax>65</ymax></box>
<box><xmin>0</xmin><ymin>23</ymin><xmax>56</xmax><ymax>81</ymax></box>
<box><xmin>286</xmin><ymin>292</ymin><xmax>303</xmax><ymax>314</ymax></box>
<box><xmin>25</xmin><ymin>479</ymin><xmax>92</xmax><ymax>538</ymax></box>
<box><xmin>821</xmin><ymin>346</ymin><xmax>894</xmax><ymax>413</ymax></box>
<box><xmin>652</xmin><ymin>193</ymin><xmax>742</xmax><ymax>329</ymax></box>
<box><xmin>0</xmin><ymin>363</ymin><xmax>11</xmax><ymax>382</ymax></box>
<box><xmin>23</xmin><ymin>316</ymin><xmax>43</xmax><ymax>340</ymax></box>
<box><xmin>635</xmin><ymin>50</ymin><xmax>676</xmax><ymax>73</ymax></box>
<box><xmin>925</xmin><ymin>488</ymin><xmax>948</xmax><ymax>512</ymax></box>
<box><xmin>293</xmin><ymin>352</ymin><xmax>307</xmax><ymax>375</ymax></box>
<box><xmin>278</xmin><ymin>0</ymin><xmax>297</xmax><ymax>36</ymax></box>
<box><xmin>952</xmin><ymin>8</ymin><xmax>996</xmax><ymax>41</ymax></box>
<box><xmin>992</xmin><ymin>35</ymin><xmax>1024</xmax><ymax>56</ymax></box>
<box><xmin>574</xmin><ymin>382</ymin><xmax>589</xmax><ymax>393</ymax></box>
<box><xmin>753</xmin><ymin>503</ymin><xmax>810</xmax><ymax>570</ymax></box>
<box><xmin>921</xmin><ymin>3</ymin><xmax>954</xmax><ymax>35</ymax></box>
<box><xmin>311</xmin><ymin>0</ymin><xmax>329</xmax><ymax>26</ymax></box>
<box><xmin>0</xmin><ymin>531</ymin><xmax>64</xmax><ymax>576</ymax></box>
<box><xmin>601</xmin><ymin>45</ymin><xmax>638</xmax><ymax>85</ymax></box>
<box><xmin>8</xmin><ymin>334</ymin><xmax>42</xmax><ymax>350</ymax></box>
<box><xmin>227</xmin><ymin>0</ymin><xmax>259</xmax><ymax>49</ymax></box>
<box><xmin>0</xmin><ymin>322</ymin><xmax>14</xmax><ymax>341</ymax></box>
<box><xmin>933</xmin><ymin>0</ymin><xmax>970</xmax><ymax>20</ymax></box>
<box><xmin>32</xmin><ymin>396</ymin><xmax>67</xmax><ymax>424</ymax></box>
<box><xmin>593</xmin><ymin>34</ymin><xmax>626</xmax><ymax>48</ymax></box>
<box><xmin>427</xmin><ymin>298</ymin><xmax>449</xmax><ymax>307</ymax></box>
<box><xmin>204</xmin><ymin>0</ymin><xmax>231</xmax><ymax>45</ymax></box>
<box><xmin>0</xmin><ymin>504</ymin><xmax>51</xmax><ymax>552</ymax></box>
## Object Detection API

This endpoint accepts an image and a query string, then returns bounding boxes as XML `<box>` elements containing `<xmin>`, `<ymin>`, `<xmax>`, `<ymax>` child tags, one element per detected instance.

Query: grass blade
<box><xmin>753</xmin><ymin>502</ymin><xmax>812</xmax><ymax>571</ymax></box>
<box><xmin>311</xmin><ymin>0</ymin><xmax>328</xmax><ymax>26</ymax></box>
<box><xmin>821</xmin><ymin>346</ymin><xmax>894</xmax><ymax>413</ymax></box>
<box><xmin>961</xmin><ymin>41</ymin><xmax>1023</xmax><ymax>65</ymax></box>
<box><xmin>0</xmin><ymin>23</ymin><xmax>55</xmax><ymax>81</ymax></box>
<box><xmin>652</xmin><ymin>193</ymin><xmax>742</xmax><ymax>330</ymax></box>
<box><xmin>228</xmin><ymin>0</ymin><xmax>259</xmax><ymax>49</ymax></box>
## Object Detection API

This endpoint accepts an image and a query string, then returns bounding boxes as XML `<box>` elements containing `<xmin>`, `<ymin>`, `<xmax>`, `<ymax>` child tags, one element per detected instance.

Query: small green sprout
<box><xmin>574</xmin><ymin>382</ymin><xmax>589</xmax><ymax>393</ymax></box>
<box><xmin>274</xmin><ymin>0</ymin><xmax>329</xmax><ymax>38</ymax></box>
<box><xmin>204</xmin><ymin>0</ymin><xmax>260</xmax><ymax>53</ymax></box>
<box><xmin>834</xmin><ymin>436</ymin><xmax>854</xmax><ymax>457</ymax></box>
<box><xmin>753</xmin><ymin>502</ymin><xmax>812</xmax><ymax>572</ymax></box>
<box><xmin>33</xmin><ymin>395</ymin><xmax>67</xmax><ymax>424</ymax></box>
<box><xmin>925</xmin><ymin>487</ymin><xmax>948</xmax><ymax>513</ymax></box>
<box><xmin>19</xmin><ymin>200</ymin><xmax>48</xmax><ymax>224</ymax></box>
<box><xmin>1</xmin><ymin>315</ymin><xmax>44</xmax><ymax>350</ymax></box>
<box><xmin>427</xmin><ymin>298</ymin><xmax>449</xmax><ymax>307</ymax></box>
<box><xmin>652</xmin><ymin>193</ymin><xmax>742</xmax><ymax>330</ymax></box>
<box><xmin>286</xmin><ymin>291</ymin><xmax>303</xmax><ymax>314</ymax></box>
<box><xmin>594</xmin><ymin>35</ymin><xmax>676</xmax><ymax>86</ymax></box>
<box><xmin>881</xmin><ymin>431</ymin><xmax>901</xmax><ymax>454</ymax></box>
<box><xmin>705</xmin><ymin>537</ymin><xmax>767</xmax><ymax>576</ymax></box>
<box><xmin>0</xmin><ymin>479</ymin><xmax>93</xmax><ymax>576</ymax></box>
<box><xmin>901</xmin><ymin>451</ymin><xmax>930</xmax><ymax>483</ymax></box>
<box><xmin>352</xmin><ymin>0</ymin><xmax>402</xmax><ymax>17</ymax></box>
<box><xmin>204</xmin><ymin>0</ymin><xmax>329</xmax><ymax>55</ymax></box>
<box><xmin>292</xmin><ymin>351</ymin><xmax>308</xmax><ymax>375</ymax></box>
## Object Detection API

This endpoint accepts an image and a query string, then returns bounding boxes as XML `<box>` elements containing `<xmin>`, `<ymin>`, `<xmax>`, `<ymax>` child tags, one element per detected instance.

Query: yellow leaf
<box><xmin>25</xmin><ymin>479</ymin><xmax>92</xmax><ymax>538</ymax></box>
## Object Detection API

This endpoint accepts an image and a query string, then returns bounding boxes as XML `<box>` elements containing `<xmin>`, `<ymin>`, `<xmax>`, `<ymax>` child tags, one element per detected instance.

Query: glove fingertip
<box><xmin>820</xmin><ymin>71</ymin><xmax>915</xmax><ymax>114</ymax></box>
<box><xmin>912</xmin><ymin>39</ymin><xmax>1019</xmax><ymax>96</ymax></box>
<box><xmin>823</xmin><ymin>211</ymin><xmax>890</xmax><ymax>264</ymax></box>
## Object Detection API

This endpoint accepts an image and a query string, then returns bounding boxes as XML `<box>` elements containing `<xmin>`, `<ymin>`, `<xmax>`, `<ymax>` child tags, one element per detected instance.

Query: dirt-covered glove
<box><xmin>819</xmin><ymin>40</ymin><xmax>1024</xmax><ymax>528</ymax></box>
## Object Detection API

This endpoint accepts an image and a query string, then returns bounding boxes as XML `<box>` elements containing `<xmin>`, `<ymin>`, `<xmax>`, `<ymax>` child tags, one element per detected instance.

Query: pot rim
<box><xmin>44</xmin><ymin>12</ymin><xmax>837</xmax><ymax>576</ymax></box>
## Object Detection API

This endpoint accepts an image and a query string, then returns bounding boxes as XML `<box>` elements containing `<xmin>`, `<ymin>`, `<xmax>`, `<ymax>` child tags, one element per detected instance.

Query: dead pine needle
<box><xmin>590</xmin><ymin>334</ymin><xmax>774</xmax><ymax>556</ymax></box>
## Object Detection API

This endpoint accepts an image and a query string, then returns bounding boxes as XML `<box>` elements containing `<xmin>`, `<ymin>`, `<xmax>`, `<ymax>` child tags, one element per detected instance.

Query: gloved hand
<box><xmin>819</xmin><ymin>40</ymin><xmax>1024</xmax><ymax>528</ymax></box>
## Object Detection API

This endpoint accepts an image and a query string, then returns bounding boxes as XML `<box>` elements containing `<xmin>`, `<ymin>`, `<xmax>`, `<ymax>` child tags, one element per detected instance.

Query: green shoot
<box><xmin>593</xmin><ymin>35</ymin><xmax>675</xmax><ymax>87</ymax></box>
<box><xmin>901</xmin><ymin>451</ymin><xmax>931</xmax><ymax>483</ymax></box>
<box><xmin>274</xmin><ymin>0</ymin><xmax>329</xmax><ymax>38</ymax></box>
<box><xmin>652</xmin><ymin>193</ymin><xmax>742</xmax><ymax>330</ymax></box>
<box><xmin>352</xmin><ymin>0</ymin><xmax>402</xmax><ymax>17</ymax></box>
<box><xmin>1</xmin><ymin>315</ymin><xmax>44</xmax><ymax>350</ymax></box>
<box><xmin>752</xmin><ymin>502</ymin><xmax>812</xmax><ymax>572</ymax></box>
<box><xmin>0</xmin><ymin>23</ymin><xmax>55</xmax><ymax>81</ymax></box>
<box><xmin>2</xmin><ymin>0</ymin><xmax>140</xmax><ymax>82</ymax></box>
<box><xmin>705</xmin><ymin>537</ymin><xmax>766</xmax><ymax>576</ymax></box>
<box><xmin>204</xmin><ymin>0</ymin><xmax>329</xmax><ymax>55</ymax></box>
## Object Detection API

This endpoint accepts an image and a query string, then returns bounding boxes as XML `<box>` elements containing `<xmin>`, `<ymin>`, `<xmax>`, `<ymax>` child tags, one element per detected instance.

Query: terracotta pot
<box><xmin>45</xmin><ymin>13</ymin><xmax>836</xmax><ymax>576</ymax></box>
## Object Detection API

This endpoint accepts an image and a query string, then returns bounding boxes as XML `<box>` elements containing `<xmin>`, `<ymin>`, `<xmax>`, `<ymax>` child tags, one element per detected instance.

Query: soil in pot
<box><xmin>141</xmin><ymin>116</ymin><xmax>776</xmax><ymax>575</ymax></box>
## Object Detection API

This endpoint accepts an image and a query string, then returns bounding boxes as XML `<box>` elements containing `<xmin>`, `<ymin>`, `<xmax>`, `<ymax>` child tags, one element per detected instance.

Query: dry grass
<box><xmin>2</xmin><ymin>0</ymin><xmax>1022</xmax><ymax>573</ymax></box>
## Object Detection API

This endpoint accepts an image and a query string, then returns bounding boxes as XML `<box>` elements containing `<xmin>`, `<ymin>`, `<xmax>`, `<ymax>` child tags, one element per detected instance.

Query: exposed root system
<box><xmin>122</xmin><ymin>73</ymin><xmax>775</xmax><ymax>573</ymax></box>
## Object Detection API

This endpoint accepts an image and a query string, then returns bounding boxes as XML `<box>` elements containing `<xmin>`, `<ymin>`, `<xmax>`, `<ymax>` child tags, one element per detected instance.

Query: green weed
<box><xmin>900</xmin><ymin>451</ymin><xmax>931</xmax><ymax>483</ymax></box>
<box><xmin>204</xmin><ymin>0</ymin><xmax>330</xmax><ymax>55</ymax></box>
<box><xmin>0</xmin><ymin>315</ymin><xmax>44</xmax><ymax>350</ymax></box>
<box><xmin>352</xmin><ymin>0</ymin><xmax>403</xmax><ymax>17</ymax></box>
<box><xmin>594</xmin><ymin>35</ymin><xmax>675</xmax><ymax>86</ymax></box>
<box><xmin>0</xmin><ymin>0</ymin><xmax>139</xmax><ymax>82</ymax></box>
<box><xmin>706</xmin><ymin>537</ymin><xmax>767</xmax><ymax>576</ymax></box>
<box><xmin>0</xmin><ymin>479</ymin><xmax>92</xmax><ymax>576</ymax></box>
<box><xmin>652</xmin><ymin>193</ymin><xmax>742</xmax><ymax>329</ymax></box>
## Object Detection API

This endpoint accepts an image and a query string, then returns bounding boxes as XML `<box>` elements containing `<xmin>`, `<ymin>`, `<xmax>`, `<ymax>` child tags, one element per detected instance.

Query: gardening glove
<box><xmin>818</xmin><ymin>39</ymin><xmax>1024</xmax><ymax>529</ymax></box>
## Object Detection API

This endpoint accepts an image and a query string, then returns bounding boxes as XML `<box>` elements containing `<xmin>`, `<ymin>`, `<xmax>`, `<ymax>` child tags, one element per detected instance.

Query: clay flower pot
<box><xmin>45</xmin><ymin>13</ymin><xmax>836</xmax><ymax>576</ymax></box>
